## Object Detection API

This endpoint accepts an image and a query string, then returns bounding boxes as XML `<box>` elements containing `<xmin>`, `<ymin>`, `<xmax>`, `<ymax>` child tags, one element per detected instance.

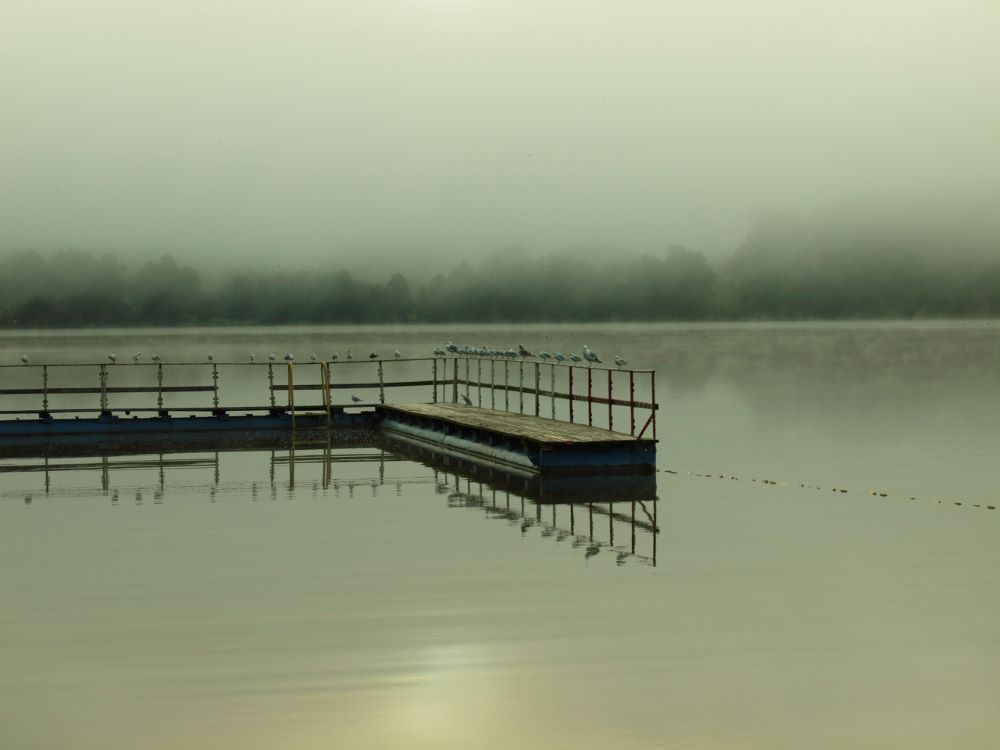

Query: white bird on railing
<box><xmin>460</xmin><ymin>394</ymin><xmax>472</xmax><ymax>406</ymax></box>
<box><xmin>569</xmin><ymin>353</ymin><xmax>583</xmax><ymax>363</ymax></box>
<box><xmin>249</xmin><ymin>353</ymin><xmax>256</xmax><ymax>363</ymax></box>
<box><xmin>283</xmin><ymin>353</ymin><xmax>294</xmax><ymax>362</ymax></box>
<box><xmin>151</xmin><ymin>354</ymin><xmax>161</xmax><ymax>363</ymax></box>
<box><xmin>268</xmin><ymin>353</ymin><xmax>276</xmax><ymax>361</ymax></box>
<box><xmin>583</xmin><ymin>345</ymin><xmax>601</xmax><ymax>364</ymax></box>
<box><xmin>553</xmin><ymin>352</ymin><xmax>566</xmax><ymax>362</ymax></box>
<box><xmin>132</xmin><ymin>352</ymin><xmax>142</xmax><ymax>363</ymax></box>
<box><xmin>346</xmin><ymin>350</ymin><xmax>353</xmax><ymax>360</ymax></box>
<box><xmin>369</xmin><ymin>352</ymin><xmax>378</xmax><ymax>359</ymax></box>
<box><xmin>331</xmin><ymin>352</ymin><xmax>339</xmax><ymax>361</ymax></box>
<box><xmin>20</xmin><ymin>354</ymin><xmax>29</xmax><ymax>364</ymax></box>
<box><xmin>614</xmin><ymin>356</ymin><xmax>627</xmax><ymax>368</ymax></box>
<box><xmin>351</xmin><ymin>395</ymin><xmax>362</xmax><ymax>404</ymax></box>
<box><xmin>446</xmin><ymin>341</ymin><xmax>458</xmax><ymax>353</ymax></box>
<box><xmin>518</xmin><ymin>344</ymin><xmax>532</xmax><ymax>357</ymax></box>
<box><xmin>309</xmin><ymin>353</ymin><xmax>317</xmax><ymax>362</ymax></box>
<box><xmin>394</xmin><ymin>350</ymin><xmax>401</xmax><ymax>359</ymax></box>
<box><xmin>539</xmin><ymin>351</ymin><xmax>551</xmax><ymax>360</ymax></box>
<box><xmin>207</xmin><ymin>354</ymin><xmax>215</xmax><ymax>362</ymax></box>
<box><xmin>108</xmin><ymin>353</ymin><xmax>117</xmax><ymax>363</ymax></box>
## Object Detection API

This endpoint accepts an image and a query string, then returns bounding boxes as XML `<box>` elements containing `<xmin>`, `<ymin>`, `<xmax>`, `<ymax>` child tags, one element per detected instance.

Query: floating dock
<box><xmin>0</xmin><ymin>356</ymin><xmax>657</xmax><ymax>473</ymax></box>
<box><xmin>378</xmin><ymin>403</ymin><xmax>655</xmax><ymax>474</ymax></box>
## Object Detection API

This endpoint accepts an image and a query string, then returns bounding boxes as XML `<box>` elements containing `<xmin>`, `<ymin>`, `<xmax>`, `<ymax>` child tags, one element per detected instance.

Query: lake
<box><xmin>1</xmin><ymin>322</ymin><xmax>998</xmax><ymax>749</ymax></box>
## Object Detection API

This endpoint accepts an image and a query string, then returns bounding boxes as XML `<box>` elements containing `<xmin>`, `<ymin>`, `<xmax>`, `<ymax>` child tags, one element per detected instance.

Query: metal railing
<box><xmin>0</xmin><ymin>356</ymin><xmax>657</xmax><ymax>439</ymax></box>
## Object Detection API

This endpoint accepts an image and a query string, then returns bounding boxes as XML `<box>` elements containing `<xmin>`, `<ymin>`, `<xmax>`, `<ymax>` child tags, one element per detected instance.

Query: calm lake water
<box><xmin>1</xmin><ymin>322</ymin><xmax>998</xmax><ymax>749</ymax></box>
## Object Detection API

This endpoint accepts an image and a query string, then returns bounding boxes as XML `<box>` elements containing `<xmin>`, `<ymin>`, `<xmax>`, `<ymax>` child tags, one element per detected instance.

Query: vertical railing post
<box><xmin>287</xmin><ymin>362</ymin><xmax>295</xmax><ymax>435</ymax></box>
<box><xmin>607</xmin><ymin>369</ymin><xmax>613</xmax><ymax>431</ymax></box>
<box><xmin>533</xmin><ymin>362</ymin><xmax>540</xmax><ymax>417</ymax></box>
<box><xmin>212</xmin><ymin>363</ymin><xmax>219</xmax><ymax>409</ymax></box>
<box><xmin>157</xmin><ymin>363</ymin><xmax>164</xmax><ymax>410</ymax></box>
<box><xmin>519</xmin><ymin>361</ymin><xmax>524</xmax><ymax>414</ymax></box>
<box><xmin>377</xmin><ymin>360</ymin><xmax>385</xmax><ymax>404</ymax></box>
<box><xmin>322</xmin><ymin>361</ymin><xmax>332</xmax><ymax>430</ymax></box>
<box><xmin>432</xmin><ymin>358</ymin><xmax>438</xmax><ymax>403</ymax></box>
<box><xmin>477</xmin><ymin>359</ymin><xmax>482</xmax><ymax>407</ymax></box>
<box><xmin>99</xmin><ymin>364</ymin><xmax>108</xmax><ymax>411</ymax></box>
<box><xmin>504</xmin><ymin>360</ymin><xmax>509</xmax><ymax>411</ymax></box>
<box><xmin>550</xmin><ymin>364</ymin><xmax>556</xmax><ymax>420</ymax></box>
<box><xmin>568</xmin><ymin>366</ymin><xmax>574</xmax><ymax>423</ymax></box>
<box><xmin>268</xmin><ymin>363</ymin><xmax>275</xmax><ymax>407</ymax></box>
<box><xmin>491</xmin><ymin>360</ymin><xmax>496</xmax><ymax>410</ymax></box>
<box><xmin>452</xmin><ymin>359</ymin><xmax>458</xmax><ymax>403</ymax></box>
<box><xmin>465</xmin><ymin>359</ymin><xmax>470</xmax><ymax>403</ymax></box>
<box><xmin>587</xmin><ymin>367</ymin><xmax>593</xmax><ymax>426</ymax></box>
<box><xmin>41</xmin><ymin>365</ymin><xmax>48</xmax><ymax>412</ymax></box>
<box><xmin>629</xmin><ymin>370</ymin><xmax>635</xmax><ymax>436</ymax></box>
<box><xmin>651</xmin><ymin>371</ymin><xmax>657</xmax><ymax>441</ymax></box>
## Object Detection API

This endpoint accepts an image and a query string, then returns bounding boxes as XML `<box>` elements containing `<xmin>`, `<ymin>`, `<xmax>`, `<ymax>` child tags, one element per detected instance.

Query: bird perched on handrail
<box><xmin>207</xmin><ymin>354</ymin><xmax>215</xmax><ymax>363</ymax></box>
<box><xmin>151</xmin><ymin>354</ymin><xmax>161</xmax><ymax>363</ymax></box>
<box><xmin>553</xmin><ymin>352</ymin><xmax>566</xmax><ymax>362</ymax></box>
<box><xmin>614</xmin><ymin>356</ymin><xmax>627</xmax><ymax>368</ymax></box>
<box><xmin>268</xmin><ymin>353</ymin><xmax>276</xmax><ymax>361</ymax></box>
<box><xmin>583</xmin><ymin>345</ymin><xmax>601</xmax><ymax>364</ymax></box>
<box><xmin>346</xmin><ymin>350</ymin><xmax>353</xmax><ymax>360</ymax></box>
<box><xmin>330</xmin><ymin>352</ymin><xmax>339</xmax><ymax>361</ymax></box>
<box><xmin>394</xmin><ymin>350</ymin><xmax>401</xmax><ymax>359</ymax></box>
<box><xmin>539</xmin><ymin>351</ymin><xmax>551</xmax><ymax>360</ymax></box>
<box><xmin>108</xmin><ymin>353</ymin><xmax>117</xmax><ymax>363</ymax></box>
<box><xmin>518</xmin><ymin>344</ymin><xmax>532</xmax><ymax>357</ymax></box>
<box><xmin>283</xmin><ymin>353</ymin><xmax>294</xmax><ymax>362</ymax></box>
<box><xmin>446</xmin><ymin>341</ymin><xmax>458</xmax><ymax>354</ymax></box>
<box><xmin>569</xmin><ymin>353</ymin><xmax>583</xmax><ymax>363</ymax></box>
<box><xmin>132</xmin><ymin>353</ymin><xmax>142</xmax><ymax>364</ymax></box>
<box><xmin>309</xmin><ymin>353</ymin><xmax>317</xmax><ymax>362</ymax></box>
<box><xmin>369</xmin><ymin>352</ymin><xmax>378</xmax><ymax>359</ymax></box>
<box><xmin>20</xmin><ymin>354</ymin><xmax>29</xmax><ymax>364</ymax></box>
<box><xmin>249</xmin><ymin>353</ymin><xmax>256</xmax><ymax>363</ymax></box>
<box><xmin>351</xmin><ymin>394</ymin><xmax>362</xmax><ymax>404</ymax></box>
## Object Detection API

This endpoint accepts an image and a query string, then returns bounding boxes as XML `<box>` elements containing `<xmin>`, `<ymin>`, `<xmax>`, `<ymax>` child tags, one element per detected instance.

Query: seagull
<box><xmin>108</xmin><ymin>353</ymin><xmax>117</xmax><ymax>363</ymax></box>
<box><xmin>20</xmin><ymin>354</ymin><xmax>29</xmax><ymax>364</ymax></box>
<box><xmin>268</xmin><ymin>353</ymin><xmax>276</xmax><ymax>361</ymax></box>
<box><xmin>207</xmin><ymin>354</ymin><xmax>215</xmax><ymax>362</ymax></box>
<box><xmin>460</xmin><ymin>394</ymin><xmax>472</xmax><ymax>406</ymax></box>
<box><xmin>569</xmin><ymin>353</ymin><xmax>583</xmax><ymax>363</ymax></box>
<box><xmin>346</xmin><ymin>350</ymin><xmax>353</xmax><ymax>360</ymax></box>
<box><xmin>351</xmin><ymin>395</ymin><xmax>362</xmax><ymax>404</ymax></box>
<box><xmin>583</xmin><ymin>345</ymin><xmax>601</xmax><ymax>364</ymax></box>
<box><xmin>309</xmin><ymin>353</ymin><xmax>317</xmax><ymax>362</ymax></box>
<box><xmin>553</xmin><ymin>352</ymin><xmax>566</xmax><ymax>362</ymax></box>
<box><xmin>283</xmin><ymin>353</ymin><xmax>294</xmax><ymax>361</ymax></box>
<box><xmin>518</xmin><ymin>344</ymin><xmax>532</xmax><ymax>357</ymax></box>
<box><xmin>151</xmin><ymin>354</ymin><xmax>161</xmax><ymax>363</ymax></box>
<box><xmin>330</xmin><ymin>352</ymin><xmax>339</xmax><ymax>361</ymax></box>
<box><xmin>132</xmin><ymin>352</ymin><xmax>142</xmax><ymax>363</ymax></box>
<box><xmin>614</xmin><ymin>356</ymin><xmax>627</xmax><ymax>368</ymax></box>
<box><xmin>249</xmin><ymin>352</ymin><xmax>256</xmax><ymax>363</ymax></box>
<box><xmin>539</xmin><ymin>351</ymin><xmax>551</xmax><ymax>360</ymax></box>
<box><xmin>369</xmin><ymin>352</ymin><xmax>378</xmax><ymax>359</ymax></box>
<box><xmin>394</xmin><ymin>350</ymin><xmax>401</xmax><ymax>359</ymax></box>
<box><xmin>446</xmin><ymin>341</ymin><xmax>458</xmax><ymax>353</ymax></box>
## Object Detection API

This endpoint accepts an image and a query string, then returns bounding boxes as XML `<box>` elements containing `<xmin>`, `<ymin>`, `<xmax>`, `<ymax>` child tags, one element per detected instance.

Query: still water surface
<box><xmin>1</xmin><ymin>322</ymin><xmax>998</xmax><ymax>748</ymax></box>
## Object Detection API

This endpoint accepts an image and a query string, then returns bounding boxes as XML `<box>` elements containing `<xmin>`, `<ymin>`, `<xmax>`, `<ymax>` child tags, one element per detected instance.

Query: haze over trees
<box><xmin>2</xmin><ymin>211</ymin><xmax>999</xmax><ymax>327</ymax></box>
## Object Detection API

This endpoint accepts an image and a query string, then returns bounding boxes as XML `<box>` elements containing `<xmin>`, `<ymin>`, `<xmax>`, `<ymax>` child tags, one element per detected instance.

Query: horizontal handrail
<box><xmin>0</xmin><ymin>386</ymin><xmax>213</xmax><ymax>396</ymax></box>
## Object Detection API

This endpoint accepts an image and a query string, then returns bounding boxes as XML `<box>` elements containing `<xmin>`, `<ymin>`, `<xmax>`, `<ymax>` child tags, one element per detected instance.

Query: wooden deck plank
<box><xmin>380</xmin><ymin>403</ymin><xmax>649</xmax><ymax>445</ymax></box>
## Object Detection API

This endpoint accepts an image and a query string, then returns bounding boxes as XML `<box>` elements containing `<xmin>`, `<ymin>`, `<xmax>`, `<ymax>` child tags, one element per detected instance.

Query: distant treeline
<box><xmin>2</xmin><ymin>214</ymin><xmax>999</xmax><ymax>326</ymax></box>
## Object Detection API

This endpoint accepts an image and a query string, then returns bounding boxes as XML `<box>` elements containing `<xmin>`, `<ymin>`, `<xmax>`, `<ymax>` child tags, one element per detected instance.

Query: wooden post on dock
<box><xmin>287</xmin><ymin>363</ymin><xmax>295</xmax><ymax>435</ymax></box>
<box><xmin>99</xmin><ymin>364</ymin><xmax>108</xmax><ymax>411</ymax></box>
<box><xmin>321</xmin><ymin>362</ymin><xmax>332</xmax><ymax>430</ymax></box>
<box><xmin>629</xmin><ymin>371</ymin><xmax>635</xmax><ymax>435</ymax></box>
<box><xmin>534</xmin><ymin>362</ymin><xmax>540</xmax><ymax>417</ymax></box>
<box><xmin>587</xmin><ymin>367</ymin><xmax>593</xmax><ymax>426</ymax></box>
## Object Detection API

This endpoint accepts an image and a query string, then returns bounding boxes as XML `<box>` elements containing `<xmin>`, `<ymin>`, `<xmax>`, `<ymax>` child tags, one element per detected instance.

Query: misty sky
<box><xmin>2</xmin><ymin>0</ymin><xmax>998</xmax><ymax>271</ymax></box>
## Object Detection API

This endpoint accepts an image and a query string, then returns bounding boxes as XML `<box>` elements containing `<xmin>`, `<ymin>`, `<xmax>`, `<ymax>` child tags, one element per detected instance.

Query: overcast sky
<box><xmin>1</xmin><ymin>0</ymin><xmax>998</xmax><ymax>271</ymax></box>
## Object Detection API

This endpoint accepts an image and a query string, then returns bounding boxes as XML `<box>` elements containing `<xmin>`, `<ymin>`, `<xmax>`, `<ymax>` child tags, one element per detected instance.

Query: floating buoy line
<box><xmin>662</xmin><ymin>469</ymin><xmax>996</xmax><ymax>511</ymax></box>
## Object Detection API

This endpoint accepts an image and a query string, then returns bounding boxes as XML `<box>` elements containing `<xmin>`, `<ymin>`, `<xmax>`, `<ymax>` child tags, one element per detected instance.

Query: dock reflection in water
<box><xmin>1</xmin><ymin>434</ymin><xmax>658</xmax><ymax>567</ymax></box>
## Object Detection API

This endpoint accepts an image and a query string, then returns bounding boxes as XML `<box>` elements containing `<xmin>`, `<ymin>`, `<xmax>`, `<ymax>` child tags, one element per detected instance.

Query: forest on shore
<box><xmin>3</xmin><ymin>211</ymin><xmax>999</xmax><ymax>327</ymax></box>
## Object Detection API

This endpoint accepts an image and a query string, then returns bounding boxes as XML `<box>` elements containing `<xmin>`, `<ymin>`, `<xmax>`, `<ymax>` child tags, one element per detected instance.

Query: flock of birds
<box><xmin>15</xmin><ymin>342</ymin><xmax>630</xmax><ymax>368</ymax></box>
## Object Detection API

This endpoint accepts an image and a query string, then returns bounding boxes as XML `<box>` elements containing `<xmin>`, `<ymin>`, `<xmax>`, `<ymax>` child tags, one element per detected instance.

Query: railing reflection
<box><xmin>2</xmin><ymin>435</ymin><xmax>658</xmax><ymax>565</ymax></box>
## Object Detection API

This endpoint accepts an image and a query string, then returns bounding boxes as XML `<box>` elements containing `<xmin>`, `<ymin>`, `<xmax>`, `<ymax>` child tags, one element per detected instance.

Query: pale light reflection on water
<box><xmin>1</xmin><ymin>322</ymin><xmax>999</xmax><ymax>749</ymax></box>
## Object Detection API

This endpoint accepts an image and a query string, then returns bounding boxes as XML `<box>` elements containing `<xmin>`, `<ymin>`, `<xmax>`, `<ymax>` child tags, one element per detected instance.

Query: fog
<box><xmin>2</xmin><ymin>0</ymin><xmax>998</xmax><ymax>275</ymax></box>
